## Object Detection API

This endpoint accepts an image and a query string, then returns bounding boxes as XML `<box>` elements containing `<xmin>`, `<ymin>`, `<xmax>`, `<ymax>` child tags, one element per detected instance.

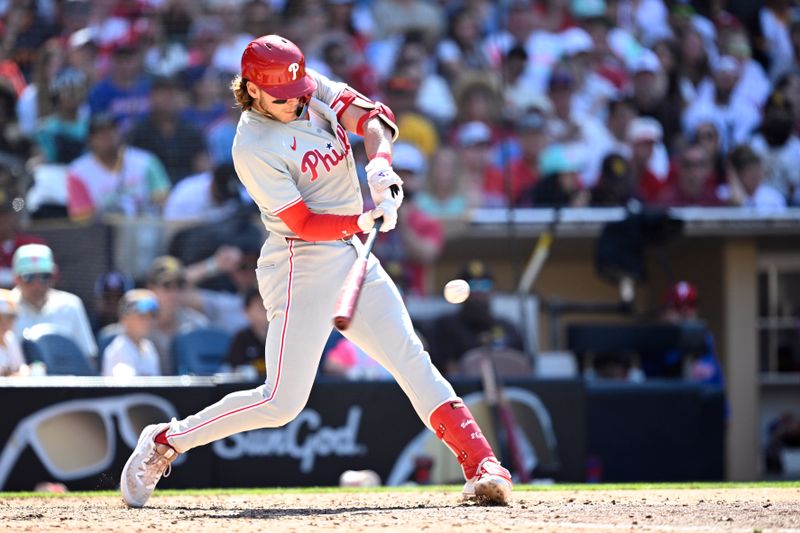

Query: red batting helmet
<box><xmin>241</xmin><ymin>35</ymin><xmax>317</xmax><ymax>99</ymax></box>
<box><xmin>664</xmin><ymin>281</ymin><xmax>698</xmax><ymax>311</ymax></box>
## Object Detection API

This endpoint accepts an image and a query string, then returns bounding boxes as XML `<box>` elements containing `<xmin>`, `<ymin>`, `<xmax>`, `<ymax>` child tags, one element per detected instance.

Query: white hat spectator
<box><xmin>456</xmin><ymin>121</ymin><xmax>493</xmax><ymax>147</ymax></box>
<box><xmin>392</xmin><ymin>142</ymin><xmax>427</xmax><ymax>175</ymax></box>
<box><xmin>712</xmin><ymin>55</ymin><xmax>740</xmax><ymax>76</ymax></box>
<box><xmin>561</xmin><ymin>28</ymin><xmax>594</xmax><ymax>58</ymax></box>
<box><xmin>629</xmin><ymin>50</ymin><xmax>661</xmax><ymax>75</ymax></box>
<box><xmin>627</xmin><ymin>117</ymin><xmax>663</xmax><ymax>144</ymax></box>
<box><xmin>12</xmin><ymin>244</ymin><xmax>56</xmax><ymax>277</ymax></box>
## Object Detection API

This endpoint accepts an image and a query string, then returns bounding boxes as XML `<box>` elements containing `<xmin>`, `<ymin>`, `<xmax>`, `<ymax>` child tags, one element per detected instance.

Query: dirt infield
<box><xmin>1</xmin><ymin>487</ymin><xmax>798</xmax><ymax>532</ymax></box>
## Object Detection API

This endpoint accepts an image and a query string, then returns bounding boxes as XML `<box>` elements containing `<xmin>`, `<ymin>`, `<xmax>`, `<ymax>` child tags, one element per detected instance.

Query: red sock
<box><xmin>154</xmin><ymin>429</ymin><xmax>174</xmax><ymax>449</ymax></box>
<box><xmin>429</xmin><ymin>399</ymin><xmax>496</xmax><ymax>479</ymax></box>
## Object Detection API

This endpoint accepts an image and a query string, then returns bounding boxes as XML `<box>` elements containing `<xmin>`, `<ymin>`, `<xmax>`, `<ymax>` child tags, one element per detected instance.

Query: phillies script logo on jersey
<box><xmin>300</xmin><ymin>124</ymin><xmax>351</xmax><ymax>181</ymax></box>
<box><xmin>211</xmin><ymin>406</ymin><xmax>366</xmax><ymax>472</ymax></box>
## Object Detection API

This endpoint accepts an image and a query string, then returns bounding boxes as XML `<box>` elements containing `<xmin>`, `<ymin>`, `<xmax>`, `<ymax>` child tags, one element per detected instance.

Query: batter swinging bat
<box><xmin>333</xmin><ymin>217</ymin><xmax>383</xmax><ymax>330</ymax></box>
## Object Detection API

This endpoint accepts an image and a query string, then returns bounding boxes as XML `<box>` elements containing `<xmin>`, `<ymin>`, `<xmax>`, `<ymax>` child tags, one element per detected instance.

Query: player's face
<box><xmin>253</xmin><ymin>86</ymin><xmax>308</xmax><ymax>123</ymax></box>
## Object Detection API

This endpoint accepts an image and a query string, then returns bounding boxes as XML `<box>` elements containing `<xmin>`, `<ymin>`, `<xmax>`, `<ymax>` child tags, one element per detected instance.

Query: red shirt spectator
<box><xmin>484</xmin><ymin>112</ymin><xmax>549</xmax><ymax>206</ymax></box>
<box><xmin>655</xmin><ymin>145</ymin><xmax>722</xmax><ymax>207</ymax></box>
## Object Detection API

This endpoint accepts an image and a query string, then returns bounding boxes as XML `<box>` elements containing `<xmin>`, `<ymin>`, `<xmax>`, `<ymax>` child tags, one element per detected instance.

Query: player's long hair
<box><xmin>231</xmin><ymin>75</ymin><xmax>255</xmax><ymax>111</ymax></box>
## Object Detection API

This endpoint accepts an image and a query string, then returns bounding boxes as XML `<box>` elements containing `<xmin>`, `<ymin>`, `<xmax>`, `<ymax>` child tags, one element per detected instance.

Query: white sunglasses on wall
<box><xmin>0</xmin><ymin>394</ymin><xmax>180</xmax><ymax>489</ymax></box>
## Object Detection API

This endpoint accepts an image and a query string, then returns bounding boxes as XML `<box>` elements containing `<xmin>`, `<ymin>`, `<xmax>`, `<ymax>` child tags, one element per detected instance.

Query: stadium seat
<box><xmin>22</xmin><ymin>324</ymin><xmax>97</xmax><ymax>376</ymax></box>
<box><xmin>171</xmin><ymin>328</ymin><xmax>231</xmax><ymax>376</ymax></box>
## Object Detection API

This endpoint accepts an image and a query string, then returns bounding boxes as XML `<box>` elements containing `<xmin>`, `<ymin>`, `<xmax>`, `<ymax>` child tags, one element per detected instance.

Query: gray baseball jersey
<box><xmin>162</xmin><ymin>70</ymin><xmax>457</xmax><ymax>453</ymax></box>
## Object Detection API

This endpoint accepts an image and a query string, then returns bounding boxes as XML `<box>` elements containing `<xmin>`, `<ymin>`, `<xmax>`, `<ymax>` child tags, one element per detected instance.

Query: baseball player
<box><xmin>121</xmin><ymin>35</ymin><xmax>512</xmax><ymax>507</ymax></box>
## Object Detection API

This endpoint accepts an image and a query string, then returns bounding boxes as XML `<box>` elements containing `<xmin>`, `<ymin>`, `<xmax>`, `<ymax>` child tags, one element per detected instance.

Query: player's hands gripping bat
<box><xmin>333</xmin><ymin>216</ymin><xmax>383</xmax><ymax>330</ymax></box>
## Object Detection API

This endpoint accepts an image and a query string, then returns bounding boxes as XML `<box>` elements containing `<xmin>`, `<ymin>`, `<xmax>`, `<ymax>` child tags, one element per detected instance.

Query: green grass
<box><xmin>1</xmin><ymin>480</ymin><xmax>798</xmax><ymax>499</ymax></box>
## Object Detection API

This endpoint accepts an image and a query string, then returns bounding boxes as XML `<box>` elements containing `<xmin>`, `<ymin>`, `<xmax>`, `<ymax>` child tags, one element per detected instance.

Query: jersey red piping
<box><xmin>166</xmin><ymin>240</ymin><xmax>294</xmax><ymax>441</ymax></box>
<box><xmin>274</xmin><ymin>196</ymin><xmax>303</xmax><ymax>215</ymax></box>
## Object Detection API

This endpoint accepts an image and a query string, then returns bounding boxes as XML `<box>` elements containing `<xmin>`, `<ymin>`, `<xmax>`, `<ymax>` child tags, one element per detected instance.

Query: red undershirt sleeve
<box><xmin>276</xmin><ymin>199</ymin><xmax>362</xmax><ymax>241</ymax></box>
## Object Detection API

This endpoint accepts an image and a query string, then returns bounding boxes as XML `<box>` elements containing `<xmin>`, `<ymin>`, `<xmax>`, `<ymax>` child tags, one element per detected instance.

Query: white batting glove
<box><xmin>377</xmin><ymin>200</ymin><xmax>397</xmax><ymax>232</ymax></box>
<box><xmin>357</xmin><ymin>206</ymin><xmax>384</xmax><ymax>232</ymax></box>
<box><xmin>366</xmin><ymin>157</ymin><xmax>404</xmax><ymax>208</ymax></box>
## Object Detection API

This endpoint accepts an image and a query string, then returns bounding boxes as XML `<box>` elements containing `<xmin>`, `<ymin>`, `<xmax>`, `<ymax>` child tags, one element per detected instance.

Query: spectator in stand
<box><xmin>590</xmin><ymin>153</ymin><xmax>636</xmax><ymax>207</ymax></box>
<box><xmin>690</xmin><ymin>119</ymin><xmax>726</xmax><ymax>187</ymax></box>
<box><xmin>629</xmin><ymin>49</ymin><xmax>683</xmax><ymax>153</ymax></box>
<box><xmin>500</xmin><ymin>45</ymin><xmax>549</xmax><ymax>118</ymax></box>
<box><xmin>429</xmin><ymin>259</ymin><xmax>524</xmax><ymax>376</ymax></box>
<box><xmin>382</xmin><ymin>60</ymin><xmax>440</xmax><ymax>158</ymax></box>
<box><xmin>370</xmin><ymin>0</ymin><xmax>445</xmax><ymax>44</ymax></box>
<box><xmin>750</xmin><ymin>90</ymin><xmax>800</xmax><ymax>204</ymax></box>
<box><xmin>682</xmin><ymin>56</ymin><xmax>761</xmax><ymax>154</ymax></box>
<box><xmin>163</xmin><ymin>162</ymin><xmax>244</xmax><ymax>223</ymax></box>
<box><xmin>0</xmin><ymin>178</ymin><xmax>47</xmax><ymax>288</ymax></box>
<box><xmin>560</xmin><ymin>26</ymin><xmax>618</xmax><ymax>119</ymax></box>
<box><xmin>521</xmin><ymin>143</ymin><xmax>589</xmax><ymax>208</ymax></box>
<box><xmin>11</xmin><ymin>243</ymin><xmax>98</xmax><ymax>363</ymax></box>
<box><xmin>179</xmin><ymin>242</ymin><xmax>258</xmax><ymax>335</ymax></box>
<box><xmin>0</xmin><ymin>0</ymin><xmax>56</xmax><ymax>80</ymax></box>
<box><xmin>87</xmin><ymin>41</ymin><xmax>151</xmax><ymax>132</ymax></box>
<box><xmin>65</xmin><ymin>27</ymin><xmax>101</xmax><ymax>88</ymax></box>
<box><xmin>675</xmin><ymin>27</ymin><xmax>713</xmax><ymax>107</ymax></box>
<box><xmin>127</xmin><ymin>76</ymin><xmax>209</xmax><ymax>185</ymax></box>
<box><xmin>452</xmin><ymin>72</ymin><xmax>503</xmax><ymax>137</ymax></box>
<box><xmin>605</xmin><ymin>97</ymin><xmax>636</xmax><ymax>158</ymax></box>
<box><xmin>145</xmin><ymin>256</ymin><xmax>210</xmax><ymax>375</ymax></box>
<box><xmin>222</xmin><ymin>287</ymin><xmax>267</xmax><ymax>380</ymax></box>
<box><xmin>545</xmin><ymin>65</ymin><xmax>612</xmax><ymax>188</ymax></box>
<box><xmin>92</xmin><ymin>270</ymin><xmax>134</xmax><ymax>336</ymax></box>
<box><xmin>0</xmin><ymin>288</ymin><xmax>28</xmax><ymax>376</ymax></box>
<box><xmin>206</xmin><ymin>96</ymin><xmax>241</xmax><ymax>167</ymax></box>
<box><xmin>655</xmin><ymin>144</ymin><xmax>722</xmax><ymax>207</ymax></box>
<box><xmin>758</xmin><ymin>0</ymin><xmax>795</xmax><ymax>82</ymax></box>
<box><xmin>179</xmin><ymin>68</ymin><xmax>229</xmax><ymax>135</ymax></box>
<box><xmin>0</xmin><ymin>84</ymin><xmax>32</xmax><ymax>164</ymax></box>
<box><xmin>209</xmin><ymin>3</ymin><xmax>253</xmax><ymax>76</ymax></box>
<box><xmin>720</xmin><ymin>22</ymin><xmax>771</xmax><ymax>110</ymax></box>
<box><xmin>66</xmin><ymin>113</ymin><xmax>171</xmax><ymax>221</ymax></box>
<box><xmin>373</xmin><ymin>142</ymin><xmax>444</xmax><ymax>296</ymax></box>
<box><xmin>102</xmin><ymin>289</ymin><xmax>162</xmax><ymax>378</ymax></box>
<box><xmin>721</xmin><ymin>145</ymin><xmax>786</xmax><ymax>210</ymax></box>
<box><xmin>318</xmin><ymin>37</ymin><xmax>379</xmax><ymax>99</ymax></box>
<box><xmin>415</xmin><ymin>146</ymin><xmax>469</xmax><ymax>220</ymax></box>
<box><xmin>141</xmin><ymin>13</ymin><xmax>189</xmax><ymax>79</ymax></box>
<box><xmin>393</xmin><ymin>32</ymin><xmax>456</xmax><ymax>129</ymax></box>
<box><xmin>436</xmin><ymin>7</ymin><xmax>492</xmax><ymax>83</ymax></box>
<box><xmin>33</xmin><ymin>68</ymin><xmax>90</xmax><ymax>164</ymax></box>
<box><xmin>484</xmin><ymin>111</ymin><xmax>549</xmax><ymax>207</ymax></box>
<box><xmin>627</xmin><ymin>117</ymin><xmax>668</xmax><ymax>204</ymax></box>
<box><xmin>15</xmin><ymin>39</ymin><xmax>66</xmax><ymax>139</ymax></box>
<box><xmin>182</xmin><ymin>16</ymin><xmax>225</xmax><ymax>86</ymax></box>
<box><xmin>454</xmin><ymin>121</ymin><xmax>499</xmax><ymax>208</ymax></box>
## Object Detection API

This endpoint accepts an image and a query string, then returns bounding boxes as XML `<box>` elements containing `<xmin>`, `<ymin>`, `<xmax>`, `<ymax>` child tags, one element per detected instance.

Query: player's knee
<box><xmin>259</xmin><ymin>394</ymin><xmax>307</xmax><ymax>426</ymax></box>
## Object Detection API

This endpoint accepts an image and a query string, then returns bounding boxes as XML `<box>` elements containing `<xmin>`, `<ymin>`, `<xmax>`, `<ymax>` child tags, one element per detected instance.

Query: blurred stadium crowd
<box><xmin>0</xmin><ymin>0</ymin><xmax>798</xmax><ymax>379</ymax></box>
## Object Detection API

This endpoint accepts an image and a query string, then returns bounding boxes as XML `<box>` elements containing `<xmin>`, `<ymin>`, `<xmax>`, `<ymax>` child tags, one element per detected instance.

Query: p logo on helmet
<box><xmin>241</xmin><ymin>35</ymin><xmax>317</xmax><ymax>99</ymax></box>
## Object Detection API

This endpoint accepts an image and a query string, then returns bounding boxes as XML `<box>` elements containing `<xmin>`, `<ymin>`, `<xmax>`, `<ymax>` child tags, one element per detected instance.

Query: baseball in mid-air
<box><xmin>444</xmin><ymin>279</ymin><xmax>470</xmax><ymax>304</ymax></box>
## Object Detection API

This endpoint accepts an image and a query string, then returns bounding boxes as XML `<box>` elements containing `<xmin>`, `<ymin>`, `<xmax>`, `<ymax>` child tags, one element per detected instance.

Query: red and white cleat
<box><xmin>462</xmin><ymin>458</ymin><xmax>513</xmax><ymax>506</ymax></box>
<box><xmin>121</xmin><ymin>423</ymin><xmax>178</xmax><ymax>508</ymax></box>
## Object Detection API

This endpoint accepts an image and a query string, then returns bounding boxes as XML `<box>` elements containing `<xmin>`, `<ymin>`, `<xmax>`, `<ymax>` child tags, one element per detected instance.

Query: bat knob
<box><xmin>334</xmin><ymin>316</ymin><xmax>350</xmax><ymax>330</ymax></box>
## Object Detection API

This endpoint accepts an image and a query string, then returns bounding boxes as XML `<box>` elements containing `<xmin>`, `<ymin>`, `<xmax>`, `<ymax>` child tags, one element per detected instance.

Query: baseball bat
<box><xmin>479</xmin><ymin>348</ymin><xmax>530</xmax><ymax>483</ymax></box>
<box><xmin>517</xmin><ymin>207</ymin><xmax>561</xmax><ymax>294</ymax></box>
<box><xmin>332</xmin><ymin>218</ymin><xmax>382</xmax><ymax>330</ymax></box>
